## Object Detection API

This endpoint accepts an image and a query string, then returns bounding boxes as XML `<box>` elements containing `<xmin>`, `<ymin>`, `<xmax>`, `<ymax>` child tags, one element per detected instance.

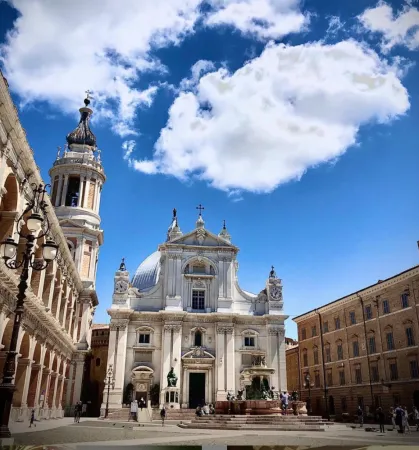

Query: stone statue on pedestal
<box><xmin>167</xmin><ymin>367</ymin><xmax>178</xmax><ymax>387</ymax></box>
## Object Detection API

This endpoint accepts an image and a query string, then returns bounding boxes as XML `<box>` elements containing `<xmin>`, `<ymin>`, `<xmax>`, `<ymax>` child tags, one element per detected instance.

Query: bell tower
<box><xmin>49</xmin><ymin>94</ymin><xmax>106</xmax><ymax>289</ymax></box>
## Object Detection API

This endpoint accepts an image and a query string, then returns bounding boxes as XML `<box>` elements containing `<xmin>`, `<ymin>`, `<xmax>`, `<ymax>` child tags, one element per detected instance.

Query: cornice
<box><xmin>293</xmin><ymin>266</ymin><xmax>419</xmax><ymax>323</ymax></box>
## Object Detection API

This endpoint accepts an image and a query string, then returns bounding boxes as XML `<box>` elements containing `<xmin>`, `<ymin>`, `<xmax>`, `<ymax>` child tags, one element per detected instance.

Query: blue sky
<box><xmin>0</xmin><ymin>0</ymin><xmax>418</xmax><ymax>338</ymax></box>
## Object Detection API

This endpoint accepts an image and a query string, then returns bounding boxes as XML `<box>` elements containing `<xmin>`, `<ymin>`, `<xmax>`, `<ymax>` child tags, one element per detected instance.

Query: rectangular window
<box><xmin>311</xmin><ymin>326</ymin><xmax>317</xmax><ymax>337</ymax></box>
<box><xmin>335</xmin><ymin>317</ymin><xmax>341</xmax><ymax>330</ymax></box>
<box><xmin>244</xmin><ymin>336</ymin><xmax>255</xmax><ymax>347</ymax></box>
<box><xmin>323</xmin><ymin>321</ymin><xmax>329</xmax><ymax>333</ymax></box>
<box><xmin>192</xmin><ymin>290</ymin><xmax>205</xmax><ymax>310</ymax></box>
<box><xmin>355</xmin><ymin>368</ymin><xmax>362</xmax><ymax>384</ymax></box>
<box><xmin>337</xmin><ymin>344</ymin><xmax>344</xmax><ymax>360</ymax></box>
<box><xmin>365</xmin><ymin>305</ymin><xmax>372</xmax><ymax>320</ymax></box>
<box><xmin>371</xmin><ymin>365</ymin><xmax>379</xmax><ymax>382</ymax></box>
<box><xmin>401</xmin><ymin>293</ymin><xmax>409</xmax><ymax>308</ymax></box>
<box><xmin>327</xmin><ymin>370</ymin><xmax>333</xmax><ymax>387</ymax></box>
<box><xmin>353</xmin><ymin>341</ymin><xmax>360</xmax><ymax>357</ymax></box>
<box><xmin>410</xmin><ymin>360</ymin><xmax>419</xmax><ymax>378</ymax></box>
<box><xmin>389</xmin><ymin>362</ymin><xmax>398</xmax><ymax>381</ymax></box>
<box><xmin>349</xmin><ymin>311</ymin><xmax>356</xmax><ymax>325</ymax></box>
<box><xmin>383</xmin><ymin>300</ymin><xmax>390</xmax><ymax>314</ymax></box>
<box><xmin>303</xmin><ymin>353</ymin><xmax>308</xmax><ymax>367</ymax></box>
<box><xmin>339</xmin><ymin>370</ymin><xmax>345</xmax><ymax>386</ymax></box>
<box><xmin>406</xmin><ymin>327</ymin><xmax>415</xmax><ymax>346</ymax></box>
<box><xmin>301</xmin><ymin>328</ymin><xmax>306</xmax><ymax>340</ymax></box>
<box><xmin>368</xmin><ymin>336</ymin><xmax>376</xmax><ymax>354</ymax></box>
<box><xmin>386</xmin><ymin>332</ymin><xmax>395</xmax><ymax>351</ymax></box>
<box><xmin>139</xmin><ymin>334</ymin><xmax>150</xmax><ymax>344</ymax></box>
<box><xmin>315</xmin><ymin>373</ymin><xmax>320</xmax><ymax>388</ymax></box>
<box><xmin>325</xmin><ymin>346</ymin><xmax>331</xmax><ymax>363</ymax></box>
<box><xmin>341</xmin><ymin>396</ymin><xmax>347</xmax><ymax>412</ymax></box>
<box><xmin>313</xmin><ymin>350</ymin><xmax>319</xmax><ymax>365</ymax></box>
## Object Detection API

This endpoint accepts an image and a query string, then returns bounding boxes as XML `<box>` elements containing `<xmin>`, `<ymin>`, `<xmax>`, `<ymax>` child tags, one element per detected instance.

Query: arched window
<box><xmin>96</xmin><ymin>357</ymin><xmax>100</xmax><ymax>367</ymax></box>
<box><xmin>194</xmin><ymin>330</ymin><xmax>202</xmax><ymax>346</ymax></box>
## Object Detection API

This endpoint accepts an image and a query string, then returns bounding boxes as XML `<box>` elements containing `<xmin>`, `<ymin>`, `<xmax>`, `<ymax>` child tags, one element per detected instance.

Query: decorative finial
<box><xmin>84</xmin><ymin>89</ymin><xmax>92</xmax><ymax>106</ymax></box>
<box><xmin>119</xmin><ymin>257</ymin><xmax>126</xmax><ymax>271</ymax></box>
<box><xmin>173</xmin><ymin>208</ymin><xmax>177</xmax><ymax>218</ymax></box>
<box><xmin>196</xmin><ymin>204</ymin><xmax>205</xmax><ymax>216</ymax></box>
<box><xmin>96</xmin><ymin>148</ymin><xmax>101</xmax><ymax>162</ymax></box>
<box><xmin>223</xmin><ymin>219</ymin><xmax>226</xmax><ymax>229</ymax></box>
<box><xmin>56</xmin><ymin>146</ymin><xmax>61</xmax><ymax>160</ymax></box>
<box><xmin>269</xmin><ymin>265</ymin><xmax>276</xmax><ymax>278</ymax></box>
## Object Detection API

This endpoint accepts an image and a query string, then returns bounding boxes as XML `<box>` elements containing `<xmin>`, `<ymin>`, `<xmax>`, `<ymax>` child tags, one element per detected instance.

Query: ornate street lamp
<box><xmin>304</xmin><ymin>374</ymin><xmax>313</xmax><ymax>414</ymax></box>
<box><xmin>0</xmin><ymin>183</ymin><xmax>58</xmax><ymax>440</ymax></box>
<box><xmin>104</xmin><ymin>365</ymin><xmax>115</xmax><ymax>419</ymax></box>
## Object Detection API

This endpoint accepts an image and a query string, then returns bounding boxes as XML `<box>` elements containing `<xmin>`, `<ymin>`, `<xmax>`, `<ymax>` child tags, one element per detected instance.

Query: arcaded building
<box><xmin>0</xmin><ymin>72</ymin><xmax>104</xmax><ymax>421</ymax></box>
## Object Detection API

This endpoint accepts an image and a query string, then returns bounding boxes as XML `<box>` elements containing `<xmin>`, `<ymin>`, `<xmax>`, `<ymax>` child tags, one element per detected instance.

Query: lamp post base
<box><xmin>0</xmin><ymin>383</ymin><xmax>16</xmax><ymax>439</ymax></box>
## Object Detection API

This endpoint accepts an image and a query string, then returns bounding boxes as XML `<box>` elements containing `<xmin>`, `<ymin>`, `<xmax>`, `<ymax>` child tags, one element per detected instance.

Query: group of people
<box><xmin>73</xmin><ymin>401</ymin><xmax>83</xmax><ymax>423</ymax></box>
<box><xmin>357</xmin><ymin>405</ymin><xmax>419</xmax><ymax>433</ymax></box>
<box><xmin>129</xmin><ymin>398</ymin><xmax>147</xmax><ymax>421</ymax></box>
<box><xmin>195</xmin><ymin>403</ymin><xmax>215</xmax><ymax>416</ymax></box>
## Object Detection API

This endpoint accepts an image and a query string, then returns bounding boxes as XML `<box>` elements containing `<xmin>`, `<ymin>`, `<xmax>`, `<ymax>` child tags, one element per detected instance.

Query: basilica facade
<box><xmin>105</xmin><ymin>211</ymin><xmax>288</xmax><ymax>411</ymax></box>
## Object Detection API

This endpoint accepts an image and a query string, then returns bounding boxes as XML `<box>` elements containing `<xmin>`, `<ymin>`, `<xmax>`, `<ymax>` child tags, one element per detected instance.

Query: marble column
<box><xmin>114</xmin><ymin>324</ymin><xmax>128</xmax><ymax>392</ymax></box>
<box><xmin>20</xmin><ymin>337</ymin><xmax>36</xmax><ymax>406</ymax></box>
<box><xmin>60</xmin><ymin>174</ymin><xmax>69</xmax><ymax>206</ymax></box>
<box><xmin>65</xmin><ymin>362</ymin><xmax>75</xmax><ymax>406</ymax></box>
<box><xmin>59</xmin><ymin>361</ymin><xmax>67</xmax><ymax>408</ymax></box>
<box><xmin>83</xmin><ymin>177</ymin><xmax>91</xmax><ymax>208</ymax></box>
<box><xmin>216</xmin><ymin>326</ymin><xmax>226</xmax><ymax>400</ymax></box>
<box><xmin>172</xmin><ymin>325</ymin><xmax>182</xmax><ymax>378</ymax></box>
<box><xmin>77</xmin><ymin>176</ymin><xmax>85</xmax><ymax>207</ymax></box>
<box><xmin>71</xmin><ymin>357</ymin><xmax>85</xmax><ymax>404</ymax></box>
<box><xmin>55</xmin><ymin>175</ymin><xmax>64</xmax><ymax>207</ymax></box>
<box><xmin>226</xmin><ymin>327</ymin><xmax>235</xmax><ymax>392</ymax></box>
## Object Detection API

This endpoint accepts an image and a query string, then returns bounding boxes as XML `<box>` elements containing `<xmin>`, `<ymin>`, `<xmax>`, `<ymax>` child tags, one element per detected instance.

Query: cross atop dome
<box><xmin>196</xmin><ymin>204</ymin><xmax>205</xmax><ymax>228</ymax></box>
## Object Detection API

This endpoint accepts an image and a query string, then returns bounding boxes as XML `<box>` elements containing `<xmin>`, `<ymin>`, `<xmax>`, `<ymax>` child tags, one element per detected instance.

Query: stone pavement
<box><xmin>8</xmin><ymin>420</ymin><xmax>419</xmax><ymax>449</ymax></box>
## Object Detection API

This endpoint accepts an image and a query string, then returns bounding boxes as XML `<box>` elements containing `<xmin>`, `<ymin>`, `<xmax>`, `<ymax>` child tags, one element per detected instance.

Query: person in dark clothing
<box><xmin>377</xmin><ymin>407</ymin><xmax>385</xmax><ymax>433</ymax></box>
<box><xmin>160</xmin><ymin>407</ymin><xmax>166</xmax><ymax>426</ymax></box>
<box><xmin>395</xmin><ymin>405</ymin><xmax>405</xmax><ymax>433</ymax></box>
<box><xmin>29</xmin><ymin>409</ymin><xmax>36</xmax><ymax>428</ymax></box>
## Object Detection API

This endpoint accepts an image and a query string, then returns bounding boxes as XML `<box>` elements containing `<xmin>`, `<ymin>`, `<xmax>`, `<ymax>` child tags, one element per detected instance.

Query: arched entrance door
<box><xmin>131</xmin><ymin>366</ymin><xmax>154</xmax><ymax>404</ymax></box>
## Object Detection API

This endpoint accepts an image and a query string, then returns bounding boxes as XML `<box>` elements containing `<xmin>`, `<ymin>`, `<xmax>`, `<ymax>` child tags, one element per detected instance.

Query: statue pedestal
<box><xmin>161</xmin><ymin>387</ymin><xmax>180</xmax><ymax>409</ymax></box>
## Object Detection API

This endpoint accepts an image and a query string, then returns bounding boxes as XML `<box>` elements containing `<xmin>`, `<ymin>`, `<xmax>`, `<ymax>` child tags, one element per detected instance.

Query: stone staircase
<box><xmin>179</xmin><ymin>414</ymin><xmax>331</xmax><ymax>431</ymax></box>
<box><xmin>151</xmin><ymin>408</ymin><xmax>196</xmax><ymax>421</ymax></box>
<box><xmin>103</xmin><ymin>407</ymin><xmax>131</xmax><ymax>421</ymax></box>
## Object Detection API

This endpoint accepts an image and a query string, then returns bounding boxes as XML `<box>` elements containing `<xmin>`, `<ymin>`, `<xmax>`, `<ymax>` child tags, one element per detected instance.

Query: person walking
<box><xmin>377</xmin><ymin>407</ymin><xmax>385</xmax><ymax>433</ymax></box>
<box><xmin>74</xmin><ymin>401</ymin><xmax>81</xmax><ymax>423</ymax></box>
<box><xmin>412</xmin><ymin>406</ymin><xmax>419</xmax><ymax>431</ymax></box>
<box><xmin>357</xmin><ymin>406</ymin><xmax>364</xmax><ymax>428</ymax></box>
<box><xmin>395</xmin><ymin>405</ymin><xmax>404</xmax><ymax>433</ymax></box>
<box><xmin>29</xmin><ymin>409</ymin><xmax>36</xmax><ymax>428</ymax></box>
<box><xmin>129</xmin><ymin>399</ymin><xmax>138</xmax><ymax>422</ymax></box>
<box><xmin>389</xmin><ymin>407</ymin><xmax>396</xmax><ymax>430</ymax></box>
<box><xmin>403</xmin><ymin>406</ymin><xmax>410</xmax><ymax>433</ymax></box>
<box><xmin>160</xmin><ymin>406</ymin><xmax>166</xmax><ymax>426</ymax></box>
<box><xmin>139</xmin><ymin>397</ymin><xmax>146</xmax><ymax>412</ymax></box>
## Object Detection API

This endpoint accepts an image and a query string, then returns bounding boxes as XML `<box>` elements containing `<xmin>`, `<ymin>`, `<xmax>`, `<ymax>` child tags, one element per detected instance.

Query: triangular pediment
<box><xmin>168</xmin><ymin>228</ymin><xmax>237</xmax><ymax>249</ymax></box>
<box><xmin>59</xmin><ymin>218</ymin><xmax>84</xmax><ymax>228</ymax></box>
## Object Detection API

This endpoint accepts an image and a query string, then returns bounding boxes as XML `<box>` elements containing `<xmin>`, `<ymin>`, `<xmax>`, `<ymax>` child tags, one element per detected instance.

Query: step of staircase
<box><xmin>151</xmin><ymin>409</ymin><xmax>196</xmax><ymax>421</ymax></box>
<box><xmin>179</xmin><ymin>414</ymin><xmax>328</xmax><ymax>431</ymax></box>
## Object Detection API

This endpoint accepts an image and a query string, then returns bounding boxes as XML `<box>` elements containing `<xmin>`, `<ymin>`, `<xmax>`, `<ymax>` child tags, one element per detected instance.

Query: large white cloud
<box><xmin>0</xmin><ymin>0</ymin><xmax>202</xmax><ymax>135</ymax></box>
<box><xmin>128</xmin><ymin>40</ymin><xmax>409</xmax><ymax>193</ymax></box>
<box><xmin>0</xmin><ymin>0</ymin><xmax>309</xmax><ymax>137</ymax></box>
<box><xmin>206</xmin><ymin>0</ymin><xmax>308</xmax><ymax>39</ymax></box>
<box><xmin>358</xmin><ymin>2</ymin><xmax>419</xmax><ymax>52</ymax></box>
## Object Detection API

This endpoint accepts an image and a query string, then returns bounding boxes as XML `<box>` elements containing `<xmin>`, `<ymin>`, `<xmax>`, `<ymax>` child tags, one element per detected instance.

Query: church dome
<box><xmin>66</xmin><ymin>98</ymin><xmax>97</xmax><ymax>147</ymax></box>
<box><xmin>131</xmin><ymin>251</ymin><xmax>161</xmax><ymax>291</ymax></box>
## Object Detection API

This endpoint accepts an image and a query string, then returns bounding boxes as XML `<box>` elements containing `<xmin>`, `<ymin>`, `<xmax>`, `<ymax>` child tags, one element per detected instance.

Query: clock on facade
<box><xmin>115</xmin><ymin>279</ymin><xmax>128</xmax><ymax>293</ymax></box>
<box><xmin>270</xmin><ymin>286</ymin><xmax>282</xmax><ymax>300</ymax></box>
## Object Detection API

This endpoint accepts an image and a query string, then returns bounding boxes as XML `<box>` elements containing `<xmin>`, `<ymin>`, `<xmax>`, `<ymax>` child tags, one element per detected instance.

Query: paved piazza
<box><xmin>8</xmin><ymin>418</ymin><xmax>419</xmax><ymax>449</ymax></box>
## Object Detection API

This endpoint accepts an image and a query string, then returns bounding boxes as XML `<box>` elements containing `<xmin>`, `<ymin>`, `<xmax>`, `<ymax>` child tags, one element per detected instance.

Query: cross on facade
<box><xmin>196</xmin><ymin>204</ymin><xmax>205</xmax><ymax>216</ymax></box>
<box><xmin>85</xmin><ymin>89</ymin><xmax>92</xmax><ymax>99</ymax></box>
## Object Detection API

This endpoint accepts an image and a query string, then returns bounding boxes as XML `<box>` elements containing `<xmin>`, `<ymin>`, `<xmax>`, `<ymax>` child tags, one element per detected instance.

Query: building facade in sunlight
<box><xmin>0</xmin><ymin>72</ymin><xmax>104</xmax><ymax>421</ymax></box>
<box><xmin>294</xmin><ymin>263</ymin><xmax>419</xmax><ymax>418</ymax></box>
<box><xmin>104</xmin><ymin>211</ymin><xmax>288</xmax><ymax>412</ymax></box>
